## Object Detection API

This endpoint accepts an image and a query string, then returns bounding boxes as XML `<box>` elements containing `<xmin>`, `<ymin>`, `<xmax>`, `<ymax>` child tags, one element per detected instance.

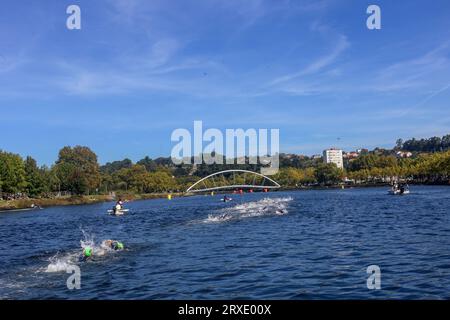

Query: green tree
<box><xmin>0</xmin><ymin>151</ymin><xmax>27</xmax><ymax>194</ymax></box>
<box><xmin>100</xmin><ymin>158</ymin><xmax>133</xmax><ymax>174</ymax></box>
<box><xmin>395</xmin><ymin>138</ymin><xmax>403</xmax><ymax>150</ymax></box>
<box><xmin>274</xmin><ymin>167</ymin><xmax>316</xmax><ymax>187</ymax></box>
<box><xmin>315</xmin><ymin>163</ymin><xmax>343</xmax><ymax>185</ymax></box>
<box><xmin>137</xmin><ymin>156</ymin><xmax>157</xmax><ymax>172</ymax></box>
<box><xmin>146</xmin><ymin>171</ymin><xmax>177</xmax><ymax>193</ymax></box>
<box><xmin>24</xmin><ymin>156</ymin><xmax>48</xmax><ymax>197</ymax></box>
<box><xmin>54</xmin><ymin>146</ymin><xmax>101</xmax><ymax>195</ymax></box>
<box><xmin>100</xmin><ymin>172</ymin><xmax>114</xmax><ymax>193</ymax></box>
<box><xmin>128</xmin><ymin>165</ymin><xmax>150</xmax><ymax>193</ymax></box>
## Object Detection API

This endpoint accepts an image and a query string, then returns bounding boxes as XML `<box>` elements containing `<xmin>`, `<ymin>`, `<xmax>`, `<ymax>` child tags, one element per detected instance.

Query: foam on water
<box><xmin>44</xmin><ymin>230</ymin><xmax>121</xmax><ymax>273</ymax></box>
<box><xmin>204</xmin><ymin>197</ymin><xmax>293</xmax><ymax>223</ymax></box>
<box><xmin>45</xmin><ymin>252</ymin><xmax>78</xmax><ymax>273</ymax></box>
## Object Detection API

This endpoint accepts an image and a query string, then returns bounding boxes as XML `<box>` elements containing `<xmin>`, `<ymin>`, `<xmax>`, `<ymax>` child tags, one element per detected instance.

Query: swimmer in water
<box><xmin>80</xmin><ymin>240</ymin><xmax>124</xmax><ymax>261</ymax></box>
<box><xmin>103</xmin><ymin>240</ymin><xmax>124</xmax><ymax>251</ymax></box>
<box><xmin>80</xmin><ymin>246</ymin><xmax>93</xmax><ymax>261</ymax></box>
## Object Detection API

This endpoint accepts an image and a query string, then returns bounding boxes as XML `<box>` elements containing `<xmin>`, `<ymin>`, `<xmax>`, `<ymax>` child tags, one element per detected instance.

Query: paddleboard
<box><xmin>108</xmin><ymin>209</ymin><xmax>129</xmax><ymax>215</ymax></box>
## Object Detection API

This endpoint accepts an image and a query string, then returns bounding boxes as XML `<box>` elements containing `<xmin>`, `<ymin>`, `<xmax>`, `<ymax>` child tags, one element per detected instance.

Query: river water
<box><xmin>1</xmin><ymin>186</ymin><xmax>450</xmax><ymax>299</ymax></box>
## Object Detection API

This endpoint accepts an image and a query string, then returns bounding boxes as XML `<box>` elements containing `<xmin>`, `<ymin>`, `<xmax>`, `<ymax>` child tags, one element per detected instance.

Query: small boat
<box><xmin>388</xmin><ymin>189</ymin><xmax>410</xmax><ymax>195</ymax></box>
<box><xmin>388</xmin><ymin>183</ymin><xmax>410</xmax><ymax>195</ymax></box>
<box><xmin>108</xmin><ymin>209</ymin><xmax>130</xmax><ymax>216</ymax></box>
<box><xmin>221</xmin><ymin>198</ymin><xmax>233</xmax><ymax>203</ymax></box>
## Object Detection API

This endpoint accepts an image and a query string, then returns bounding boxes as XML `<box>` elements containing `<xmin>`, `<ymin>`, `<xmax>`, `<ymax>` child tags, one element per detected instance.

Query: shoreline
<box><xmin>0</xmin><ymin>192</ymin><xmax>186</xmax><ymax>213</ymax></box>
<box><xmin>1</xmin><ymin>183</ymin><xmax>448</xmax><ymax>213</ymax></box>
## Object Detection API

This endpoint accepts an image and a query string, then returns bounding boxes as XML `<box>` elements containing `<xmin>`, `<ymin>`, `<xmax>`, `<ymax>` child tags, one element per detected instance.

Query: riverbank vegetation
<box><xmin>274</xmin><ymin>150</ymin><xmax>450</xmax><ymax>187</ymax></box>
<box><xmin>1</xmin><ymin>135</ymin><xmax>449</xmax><ymax>205</ymax></box>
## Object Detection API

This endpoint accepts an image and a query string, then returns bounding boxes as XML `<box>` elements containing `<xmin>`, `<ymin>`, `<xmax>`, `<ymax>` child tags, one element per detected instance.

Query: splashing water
<box><xmin>80</xmin><ymin>228</ymin><xmax>95</xmax><ymax>249</ymax></box>
<box><xmin>44</xmin><ymin>230</ymin><xmax>120</xmax><ymax>273</ymax></box>
<box><xmin>45</xmin><ymin>252</ymin><xmax>78</xmax><ymax>273</ymax></box>
<box><xmin>204</xmin><ymin>197</ymin><xmax>293</xmax><ymax>223</ymax></box>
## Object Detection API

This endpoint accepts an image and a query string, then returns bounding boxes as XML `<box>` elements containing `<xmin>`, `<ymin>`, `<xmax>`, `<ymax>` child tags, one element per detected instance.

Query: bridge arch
<box><xmin>186</xmin><ymin>169</ymin><xmax>281</xmax><ymax>193</ymax></box>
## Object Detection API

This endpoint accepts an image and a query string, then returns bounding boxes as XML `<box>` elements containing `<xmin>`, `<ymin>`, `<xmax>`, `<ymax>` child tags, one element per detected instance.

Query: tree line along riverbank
<box><xmin>1</xmin><ymin>134</ymin><xmax>449</xmax><ymax>211</ymax></box>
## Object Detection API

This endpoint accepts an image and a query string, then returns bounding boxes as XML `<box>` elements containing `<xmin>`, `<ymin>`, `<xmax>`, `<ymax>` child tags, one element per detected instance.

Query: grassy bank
<box><xmin>0</xmin><ymin>195</ymin><xmax>114</xmax><ymax>212</ymax></box>
<box><xmin>0</xmin><ymin>192</ymin><xmax>189</xmax><ymax>212</ymax></box>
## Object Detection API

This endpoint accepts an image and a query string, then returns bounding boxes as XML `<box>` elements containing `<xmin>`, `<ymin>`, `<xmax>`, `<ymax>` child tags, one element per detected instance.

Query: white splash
<box><xmin>45</xmin><ymin>253</ymin><xmax>77</xmax><ymax>273</ymax></box>
<box><xmin>204</xmin><ymin>197</ymin><xmax>293</xmax><ymax>223</ymax></box>
<box><xmin>44</xmin><ymin>230</ymin><xmax>120</xmax><ymax>273</ymax></box>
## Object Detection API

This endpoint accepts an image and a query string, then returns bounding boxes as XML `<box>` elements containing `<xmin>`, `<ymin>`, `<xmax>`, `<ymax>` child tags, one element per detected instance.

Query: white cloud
<box><xmin>151</xmin><ymin>39</ymin><xmax>179</xmax><ymax>64</ymax></box>
<box><xmin>372</xmin><ymin>44</ymin><xmax>450</xmax><ymax>93</ymax></box>
<box><xmin>270</xmin><ymin>33</ymin><xmax>349</xmax><ymax>86</ymax></box>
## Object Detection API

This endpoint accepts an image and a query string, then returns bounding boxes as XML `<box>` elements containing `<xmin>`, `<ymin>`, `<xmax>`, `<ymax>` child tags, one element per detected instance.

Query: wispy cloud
<box><xmin>53</xmin><ymin>57</ymin><xmax>231</xmax><ymax>97</ymax></box>
<box><xmin>0</xmin><ymin>54</ymin><xmax>27</xmax><ymax>73</ymax></box>
<box><xmin>269</xmin><ymin>31</ymin><xmax>350</xmax><ymax>86</ymax></box>
<box><xmin>124</xmin><ymin>38</ymin><xmax>181</xmax><ymax>70</ymax></box>
<box><xmin>371</xmin><ymin>43</ymin><xmax>450</xmax><ymax>92</ymax></box>
<box><xmin>106</xmin><ymin>0</ymin><xmax>148</xmax><ymax>24</ymax></box>
<box><xmin>398</xmin><ymin>82</ymin><xmax>450</xmax><ymax>117</ymax></box>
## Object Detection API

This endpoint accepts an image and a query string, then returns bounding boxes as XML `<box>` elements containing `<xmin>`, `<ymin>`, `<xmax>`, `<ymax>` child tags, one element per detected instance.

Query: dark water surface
<box><xmin>1</xmin><ymin>186</ymin><xmax>450</xmax><ymax>299</ymax></box>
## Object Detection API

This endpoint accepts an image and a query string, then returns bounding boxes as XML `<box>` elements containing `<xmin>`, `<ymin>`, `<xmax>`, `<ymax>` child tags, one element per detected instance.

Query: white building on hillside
<box><xmin>323</xmin><ymin>148</ymin><xmax>344</xmax><ymax>169</ymax></box>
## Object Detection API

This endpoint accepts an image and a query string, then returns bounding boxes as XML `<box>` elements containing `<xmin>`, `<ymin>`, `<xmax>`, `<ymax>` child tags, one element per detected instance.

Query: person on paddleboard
<box><xmin>113</xmin><ymin>199</ymin><xmax>124</xmax><ymax>215</ymax></box>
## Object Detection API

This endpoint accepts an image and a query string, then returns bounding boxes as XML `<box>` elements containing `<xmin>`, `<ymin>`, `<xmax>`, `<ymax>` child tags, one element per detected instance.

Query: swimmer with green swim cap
<box><xmin>83</xmin><ymin>246</ymin><xmax>93</xmax><ymax>258</ymax></box>
<box><xmin>104</xmin><ymin>240</ymin><xmax>124</xmax><ymax>251</ymax></box>
<box><xmin>81</xmin><ymin>241</ymin><xmax>123</xmax><ymax>261</ymax></box>
<box><xmin>114</xmin><ymin>242</ymin><xmax>124</xmax><ymax>250</ymax></box>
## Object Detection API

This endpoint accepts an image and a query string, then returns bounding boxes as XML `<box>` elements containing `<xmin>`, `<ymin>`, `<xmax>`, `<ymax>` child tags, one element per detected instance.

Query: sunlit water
<box><xmin>1</xmin><ymin>186</ymin><xmax>450</xmax><ymax>300</ymax></box>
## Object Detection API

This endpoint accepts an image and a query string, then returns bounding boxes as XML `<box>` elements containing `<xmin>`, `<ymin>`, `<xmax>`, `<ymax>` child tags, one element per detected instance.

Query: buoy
<box><xmin>211</xmin><ymin>192</ymin><xmax>215</xmax><ymax>196</ymax></box>
<box><xmin>167</xmin><ymin>194</ymin><xmax>172</xmax><ymax>200</ymax></box>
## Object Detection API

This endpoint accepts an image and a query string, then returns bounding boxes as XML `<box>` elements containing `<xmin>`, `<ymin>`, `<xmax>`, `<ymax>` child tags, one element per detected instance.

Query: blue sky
<box><xmin>1</xmin><ymin>0</ymin><xmax>449</xmax><ymax>165</ymax></box>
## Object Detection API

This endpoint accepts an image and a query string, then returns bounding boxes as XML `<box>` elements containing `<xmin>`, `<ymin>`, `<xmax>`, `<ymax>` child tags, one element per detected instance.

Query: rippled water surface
<box><xmin>1</xmin><ymin>186</ymin><xmax>450</xmax><ymax>299</ymax></box>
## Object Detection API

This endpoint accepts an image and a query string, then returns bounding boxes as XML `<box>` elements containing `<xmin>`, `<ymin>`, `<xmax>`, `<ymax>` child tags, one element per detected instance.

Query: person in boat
<box><xmin>112</xmin><ymin>199</ymin><xmax>124</xmax><ymax>215</ymax></box>
<box><xmin>223</xmin><ymin>195</ymin><xmax>229</xmax><ymax>202</ymax></box>
<box><xmin>104</xmin><ymin>240</ymin><xmax>124</xmax><ymax>251</ymax></box>
<box><xmin>391</xmin><ymin>182</ymin><xmax>399</xmax><ymax>193</ymax></box>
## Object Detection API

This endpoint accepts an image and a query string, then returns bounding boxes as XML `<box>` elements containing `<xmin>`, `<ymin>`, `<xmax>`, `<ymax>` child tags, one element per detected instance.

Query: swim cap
<box><xmin>115</xmin><ymin>242</ymin><xmax>124</xmax><ymax>250</ymax></box>
<box><xmin>84</xmin><ymin>246</ymin><xmax>93</xmax><ymax>257</ymax></box>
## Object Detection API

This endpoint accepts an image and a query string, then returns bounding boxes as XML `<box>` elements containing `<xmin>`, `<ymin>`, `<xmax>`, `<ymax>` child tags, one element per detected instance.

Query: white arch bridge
<box><xmin>186</xmin><ymin>170</ymin><xmax>281</xmax><ymax>193</ymax></box>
